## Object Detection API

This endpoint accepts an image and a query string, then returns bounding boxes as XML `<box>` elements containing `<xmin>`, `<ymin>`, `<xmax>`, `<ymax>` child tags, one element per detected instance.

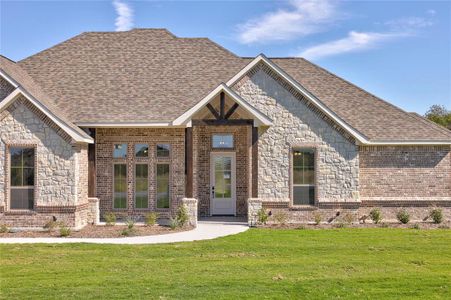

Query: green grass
<box><xmin>1</xmin><ymin>228</ymin><xmax>450</xmax><ymax>299</ymax></box>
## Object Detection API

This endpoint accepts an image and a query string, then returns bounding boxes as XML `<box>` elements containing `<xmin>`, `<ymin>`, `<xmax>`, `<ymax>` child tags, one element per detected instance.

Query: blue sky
<box><xmin>1</xmin><ymin>0</ymin><xmax>450</xmax><ymax>114</ymax></box>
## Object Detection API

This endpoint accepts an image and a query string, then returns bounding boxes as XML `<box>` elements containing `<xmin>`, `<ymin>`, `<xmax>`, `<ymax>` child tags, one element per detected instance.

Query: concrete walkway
<box><xmin>0</xmin><ymin>220</ymin><xmax>249</xmax><ymax>245</ymax></box>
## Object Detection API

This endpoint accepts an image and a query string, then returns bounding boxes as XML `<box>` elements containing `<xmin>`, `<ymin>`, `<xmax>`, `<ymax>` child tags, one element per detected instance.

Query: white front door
<box><xmin>210</xmin><ymin>152</ymin><xmax>236</xmax><ymax>215</ymax></box>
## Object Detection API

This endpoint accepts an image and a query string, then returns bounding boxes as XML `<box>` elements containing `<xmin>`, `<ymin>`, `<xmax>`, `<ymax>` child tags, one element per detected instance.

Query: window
<box><xmin>156</xmin><ymin>144</ymin><xmax>170</xmax><ymax>158</ymax></box>
<box><xmin>156</xmin><ymin>164</ymin><xmax>170</xmax><ymax>209</ymax></box>
<box><xmin>113</xmin><ymin>143</ymin><xmax>127</xmax><ymax>158</ymax></box>
<box><xmin>113</xmin><ymin>164</ymin><xmax>127</xmax><ymax>208</ymax></box>
<box><xmin>135</xmin><ymin>164</ymin><xmax>148</xmax><ymax>209</ymax></box>
<box><xmin>135</xmin><ymin>144</ymin><xmax>149</xmax><ymax>158</ymax></box>
<box><xmin>10</xmin><ymin>147</ymin><xmax>35</xmax><ymax>209</ymax></box>
<box><xmin>212</xmin><ymin>134</ymin><xmax>233</xmax><ymax>148</ymax></box>
<box><xmin>293</xmin><ymin>149</ymin><xmax>315</xmax><ymax>205</ymax></box>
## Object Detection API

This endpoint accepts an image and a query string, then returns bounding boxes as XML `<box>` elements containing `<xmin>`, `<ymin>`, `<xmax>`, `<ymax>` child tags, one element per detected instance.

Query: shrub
<box><xmin>0</xmin><ymin>224</ymin><xmax>9</xmax><ymax>233</ymax></box>
<box><xmin>369</xmin><ymin>209</ymin><xmax>382</xmax><ymax>224</ymax></box>
<box><xmin>125</xmin><ymin>218</ymin><xmax>135</xmax><ymax>230</ymax></box>
<box><xmin>334</xmin><ymin>222</ymin><xmax>346</xmax><ymax>228</ymax></box>
<box><xmin>59</xmin><ymin>225</ymin><xmax>71</xmax><ymax>237</ymax></box>
<box><xmin>145</xmin><ymin>212</ymin><xmax>158</xmax><ymax>226</ymax></box>
<box><xmin>313</xmin><ymin>213</ymin><xmax>322</xmax><ymax>225</ymax></box>
<box><xmin>169</xmin><ymin>217</ymin><xmax>179</xmax><ymax>230</ymax></box>
<box><xmin>257</xmin><ymin>208</ymin><xmax>268</xmax><ymax>225</ymax></box>
<box><xmin>273</xmin><ymin>210</ymin><xmax>288</xmax><ymax>225</ymax></box>
<box><xmin>121</xmin><ymin>228</ymin><xmax>135</xmax><ymax>236</ymax></box>
<box><xmin>397</xmin><ymin>210</ymin><xmax>410</xmax><ymax>224</ymax></box>
<box><xmin>43</xmin><ymin>220</ymin><xmax>59</xmax><ymax>232</ymax></box>
<box><xmin>104</xmin><ymin>212</ymin><xmax>116</xmax><ymax>226</ymax></box>
<box><xmin>430</xmin><ymin>208</ymin><xmax>443</xmax><ymax>224</ymax></box>
<box><xmin>342</xmin><ymin>213</ymin><xmax>355</xmax><ymax>225</ymax></box>
<box><xmin>176</xmin><ymin>204</ymin><xmax>189</xmax><ymax>227</ymax></box>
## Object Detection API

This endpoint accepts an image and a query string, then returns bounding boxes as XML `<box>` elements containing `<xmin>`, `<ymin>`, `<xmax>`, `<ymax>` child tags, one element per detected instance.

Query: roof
<box><xmin>14</xmin><ymin>28</ymin><xmax>451</xmax><ymax>143</ymax></box>
<box><xmin>0</xmin><ymin>56</ymin><xmax>93</xmax><ymax>143</ymax></box>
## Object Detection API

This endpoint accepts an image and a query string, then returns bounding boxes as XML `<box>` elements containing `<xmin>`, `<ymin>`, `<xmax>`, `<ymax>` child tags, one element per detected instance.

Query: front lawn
<box><xmin>1</xmin><ymin>228</ymin><xmax>450</xmax><ymax>299</ymax></box>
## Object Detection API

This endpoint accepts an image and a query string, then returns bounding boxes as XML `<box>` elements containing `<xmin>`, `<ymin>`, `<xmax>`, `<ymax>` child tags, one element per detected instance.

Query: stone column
<box><xmin>88</xmin><ymin>197</ymin><xmax>100</xmax><ymax>225</ymax></box>
<box><xmin>181</xmin><ymin>198</ymin><xmax>198</xmax><ymax>227</ymax></box>
<box><xmin>248</xmin><ymin>198</ymin><xmax>262</xmax><ymax>226</ymax></box>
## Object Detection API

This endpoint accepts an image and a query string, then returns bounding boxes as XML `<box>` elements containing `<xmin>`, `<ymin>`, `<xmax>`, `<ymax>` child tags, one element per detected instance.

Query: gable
<box><xmin>0</xmin><ymin>57</ymin><xmax>93</xmax><ymax>144</ymax></box>
<box><xmin>173</xmin><ymin>83</ymin><xmax>272</xmax><ymax>127</ymax></box>
<box><xmin>1</xmin><ymin>95</ymin><xmax>73</xmax><ymax>144</ymax></box>
<box><xmin>229</xmin><ymin>55</ymin><xmax>451</xmax><ymax>145</ymax></box>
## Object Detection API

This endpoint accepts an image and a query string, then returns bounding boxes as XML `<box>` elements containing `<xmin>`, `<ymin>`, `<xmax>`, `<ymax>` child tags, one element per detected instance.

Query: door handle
<box><xmin>211</xmin><ymin>186</ymin><xmax>215</xmax><ymax>197</ymax></box>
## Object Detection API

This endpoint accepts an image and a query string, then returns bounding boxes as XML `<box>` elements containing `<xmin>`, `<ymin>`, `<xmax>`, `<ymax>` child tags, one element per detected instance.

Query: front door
<box><xmin>210</xmin><ymin>152</ymin><xmax>236</xmax><ymax>215</ymax></box>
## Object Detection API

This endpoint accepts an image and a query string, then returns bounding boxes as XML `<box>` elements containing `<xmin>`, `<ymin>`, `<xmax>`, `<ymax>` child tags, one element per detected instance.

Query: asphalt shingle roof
<box><xmin>14</xmin><ymin>29</ymin><xmax>451</xmax><ymax>142</ymax></box>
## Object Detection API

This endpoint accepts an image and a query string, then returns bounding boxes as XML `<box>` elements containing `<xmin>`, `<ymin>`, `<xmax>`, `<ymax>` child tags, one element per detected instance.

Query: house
<box><xmin>1</xmin><ymin>29</ymin><xmax>450</xmax><ymax>228</ymax></box>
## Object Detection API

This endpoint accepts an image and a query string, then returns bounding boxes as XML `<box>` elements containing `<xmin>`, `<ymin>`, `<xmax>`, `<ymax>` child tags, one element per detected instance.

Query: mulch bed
<box><xmin>0</xmin><ymin>224</ymin><xmax>193</xmax><ymax>238</ymax></box>
<box><xmin>259</xmin><ymin>221</ymin><xmax>451</xmax><ymax>230</ymax></box>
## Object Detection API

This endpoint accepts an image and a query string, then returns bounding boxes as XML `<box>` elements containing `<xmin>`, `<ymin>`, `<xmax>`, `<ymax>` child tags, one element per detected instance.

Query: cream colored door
<box><xmin>210</xmin><ymin>153</ymin><xmax>236</xmax><ymax>215</ymax></box>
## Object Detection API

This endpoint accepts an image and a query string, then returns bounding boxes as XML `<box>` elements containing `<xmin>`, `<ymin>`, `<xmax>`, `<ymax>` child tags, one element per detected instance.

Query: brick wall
<box><xmin>192</xmin><ymin>125</ymin><xmax>251</xmax><ymax>216</ymax></box>
<box><xmin>360</xmin><ymin>146</ymin><xmax>451</xmax><ymax>200</ymax></box>
<box><xmin>95</xmin><ymin>128</ymin><xmax>185</xmax><ymax>219</ymax></box>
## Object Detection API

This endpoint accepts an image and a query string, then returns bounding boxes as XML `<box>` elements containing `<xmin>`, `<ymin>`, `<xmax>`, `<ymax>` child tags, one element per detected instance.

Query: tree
<box><xmin>424</xmin><ymin>105</ymin><xmax>451</xmax><ymax>130</ymax></box>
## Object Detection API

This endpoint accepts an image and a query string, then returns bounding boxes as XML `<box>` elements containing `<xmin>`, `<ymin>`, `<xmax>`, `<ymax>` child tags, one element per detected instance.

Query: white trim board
<box><xmin>172</xmin><ymin>83</ymin><xmax>272</xmax><ymax>127</ymax></box>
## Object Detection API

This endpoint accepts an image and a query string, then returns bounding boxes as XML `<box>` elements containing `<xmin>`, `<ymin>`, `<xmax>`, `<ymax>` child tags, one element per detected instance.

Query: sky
<box><xmin>1</xmin><ymin>0</ymin><xmax>450</xmax><ymax>115</ymax></box>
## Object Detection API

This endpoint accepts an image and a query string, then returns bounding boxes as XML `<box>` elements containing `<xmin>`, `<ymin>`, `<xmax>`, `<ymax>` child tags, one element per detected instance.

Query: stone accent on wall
<box><xmin>234</xmin><ymin>68</ymin><xmax>359</xmax><ymax>204</ymax></box>
<box><xmin>0</xmin><ymin>77</ymin><xmax>15</xmax><ymax>101</ymax></box>
<box><xmin>360</xmin><ymin>146</ymin><xmax>451</xmax><ymax>199</ymax></box>
<box><xmin>192</xmin><ymin>125</ymin><xmax>251</xmax><ymax>216</ymax></box>
<box><xmin>95</xmin><ymin>128</ymin><xmax>185</xmax><ymax>219</ymax></box>
<box><xmin>181</xmin><ymin>198</ymin><xmax>198</xmax><ymax>227</ymax></box>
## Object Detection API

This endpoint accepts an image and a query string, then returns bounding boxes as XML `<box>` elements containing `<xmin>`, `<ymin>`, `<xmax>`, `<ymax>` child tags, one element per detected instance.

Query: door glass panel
<box><xmin>214</xmin><ymin>157</ymin><xmax>232</xmax><ymax>199</ymax></box>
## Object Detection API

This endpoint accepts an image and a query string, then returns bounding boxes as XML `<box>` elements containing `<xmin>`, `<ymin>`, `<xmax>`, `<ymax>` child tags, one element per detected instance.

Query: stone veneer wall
<box><xmin>0</xmin><ymin>96</ymin><xmax>90</xmax><ymax>228</ymax></box>
<box><xmin>234</xmin><ymin>66</ymin><xmax>359</xmax><ymax>204</ymax></box>
<box><xmin>359</xmin><ymin>146</ymin><xmax>451</xmax><ymax>201</ymax></box>
<box><xmin>192</xmin><ymin>125</ymin><xmax>251</xmax><ymax>216</ymax></box>
<box><xmin>95</xmin><ymin>128</ymin><xmax>185</xmax><ymax>219</ymax></box>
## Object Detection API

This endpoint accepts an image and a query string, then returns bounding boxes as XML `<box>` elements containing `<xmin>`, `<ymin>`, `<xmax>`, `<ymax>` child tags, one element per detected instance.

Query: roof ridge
<box><xmin>0</xmin><ymin>55</ymin><xmax>16</xmax><ymax>64</ymax></box>
<box><xmin>184</xmin><ymin>37</ymin><xmax>239</xmax><ymax>58</ymax></box>
<box><xmin>18</xmin><ymin>32</ymin><xmax>87</xmax><ymax>64</ymax></box>
<box><xmin>298</xmin><ymin>57</ymin><xmax>451</xmax><ymax>137</ymax></box>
